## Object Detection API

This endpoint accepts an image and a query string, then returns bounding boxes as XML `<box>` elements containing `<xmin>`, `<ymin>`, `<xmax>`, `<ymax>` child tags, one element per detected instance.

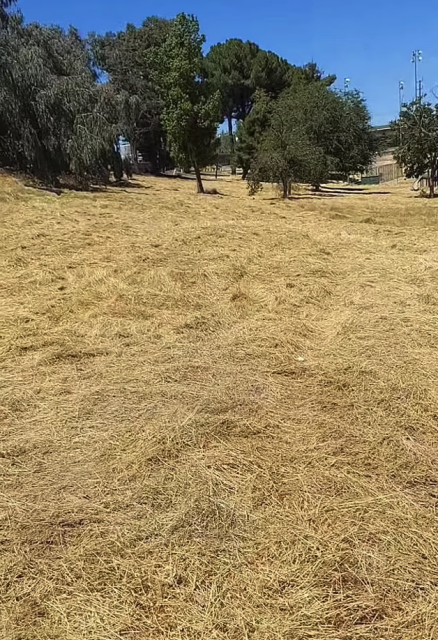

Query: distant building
<box><xmin>361</xmin><ymin>125</ymin><xmax>404</xmax><ymax>184</ymax></box>
<box><xmin>372</xmin><ymin>124</ymin><xmax>392</xmax><ymax>152</ymax></box>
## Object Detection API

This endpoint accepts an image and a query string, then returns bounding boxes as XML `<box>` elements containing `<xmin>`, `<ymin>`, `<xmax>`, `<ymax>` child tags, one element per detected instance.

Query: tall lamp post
<box><xmin>412</xmin><ymin>50</ymin><xmax>422</xmax><ymax>101</ymax></box>
<box><xmin>398</xmin><ymin>81</ymin><xmax>405</xmax><ymax>146</ymax></box>
<box><xmin>399</xmin><ymin>81</ymin><xmax>404</xmax><ymax>112</ymax></box>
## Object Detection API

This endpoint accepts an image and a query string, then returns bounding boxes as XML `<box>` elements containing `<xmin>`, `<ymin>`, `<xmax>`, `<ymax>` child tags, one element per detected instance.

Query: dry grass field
<box><xmin>2</xmin><ymin>173</ymin><xmax>438</xmax><ymax>640</ymax></box>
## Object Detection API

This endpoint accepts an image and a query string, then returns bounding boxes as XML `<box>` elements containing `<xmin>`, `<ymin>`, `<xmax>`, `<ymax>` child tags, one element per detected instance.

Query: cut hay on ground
<box><xmin>1</xmin><ymin>174</ymin><xmax>438</xmax><ymax>639</ymax></box>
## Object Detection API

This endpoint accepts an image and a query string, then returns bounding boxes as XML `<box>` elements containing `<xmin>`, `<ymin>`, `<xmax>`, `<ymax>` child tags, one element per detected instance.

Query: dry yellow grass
<box><xmin>1</xmin><ymin>173</ymin><xmax>438</xmax><ymax>640</ymax></box>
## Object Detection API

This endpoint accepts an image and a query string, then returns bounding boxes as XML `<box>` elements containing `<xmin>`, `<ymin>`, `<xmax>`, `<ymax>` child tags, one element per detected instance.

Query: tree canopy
<box><xmin>205</xmin><ymin>39</ymin><xmax>291</xmax><ymax>125</ymax></box>
<box><xmin>333</xmin><ymin>90</ymin><xmax>377</xmax><ymax>177</ymax></box>
<box><xmin>247</xmin><ymin>86</ymin><xmax>328</xmax><ymax>197</ymax></box>
<box><xmin>0</xmin><ymin>0</ymin><xmax>15</xmax><ymax>24</ymax></box>
<box><xmin>245</xmin><ymin>81</ymin><xmax>375</xmax><ymax>197</ymax></box>
<box><xmin>235</xmin><ymin>89</ymin><xmax>273</xmax><ymax>180</ymax></box>
<box><xmin>0</xmin><ymin>17</ymin><xmax>118</xmax><ymax>185</ymax></box>
<box><xmin>204</xmin><ymin>39</ymin><xmax>292</xmax><ymax>173</ymax></box>
<box><xmin>151</xmin><ymin>13</ymin><xmax>221</xmax><ymax>193</ymax></box>
<box><xmin>392</xmin><ymin>100</ymin><xmax>438</xmax><ymax>197</ymax></box>
<box><xmin>89</xmin><ymin>18</ymin><xmax>172</xmax><ymax>172</ymax></box>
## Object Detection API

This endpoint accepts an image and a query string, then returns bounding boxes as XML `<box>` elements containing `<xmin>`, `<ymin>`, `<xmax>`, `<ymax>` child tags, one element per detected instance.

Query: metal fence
<box><xmin>363</xmin><ymin>162</ymin><xmax>404</xmax><ymax>184</ymax></box>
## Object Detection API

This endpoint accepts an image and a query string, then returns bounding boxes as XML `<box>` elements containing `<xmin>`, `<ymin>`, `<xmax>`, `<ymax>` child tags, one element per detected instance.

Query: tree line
<box><xmin>0</xmin><ymin>2</ymin><xmax>377</xmax><ymax>194</ymax></box>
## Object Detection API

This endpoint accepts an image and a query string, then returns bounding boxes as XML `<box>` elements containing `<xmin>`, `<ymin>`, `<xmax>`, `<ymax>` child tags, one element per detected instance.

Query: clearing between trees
<box><xmin>1</xmin><ymin>174</ymin><xmax>438</xmax><ymax>639</ymax></box>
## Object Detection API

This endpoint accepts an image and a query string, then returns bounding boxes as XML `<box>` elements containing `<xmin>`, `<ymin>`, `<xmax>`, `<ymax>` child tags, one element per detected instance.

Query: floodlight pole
<box><xmin>398</xmin><ymin>81</ymin><xmax>405</xmax><ymax>146</ymax></box>
<box><xmin>412</xmin><ymin>50</ymin><xmax>422</xmax><ymax>101</ymax></box>
<box><xmin>344</xmin><ymin>77</ymin><xmax>350</xmax><ymax>95</ymax></box>
<box><xmin>399</xmin><ymin>81</ymin><xmax>404</xmax><ymax>112</ymax></box>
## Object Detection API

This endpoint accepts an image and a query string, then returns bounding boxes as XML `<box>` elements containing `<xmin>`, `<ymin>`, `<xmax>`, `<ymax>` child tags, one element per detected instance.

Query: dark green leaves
<box><xmin>246</xmin><ymin>82</ymin><xmax>375</xmax><ymax>196</ymax></box>
<box><xmin>152</xmin><ymin>13</ymin><xmax>221</xmax><ymax>192</ymax></box>
<box><xmin>393</xmin><ymin>101</ymin><xmax>438</xmax><ymax>177</ymax></box>
<box><xmin>0</xmin><ymin>21</ymin><xmax>115</xmax><ymax>184</ymax></box>
<box><xmin>392</xmin><ymin>101</ymin><xmax>438</xmax><ymax>196</ymax></box>
<box><xmin>89</xmin><ymin>18</ymin><xmax>172</xmax><ymax>173</ymax></box>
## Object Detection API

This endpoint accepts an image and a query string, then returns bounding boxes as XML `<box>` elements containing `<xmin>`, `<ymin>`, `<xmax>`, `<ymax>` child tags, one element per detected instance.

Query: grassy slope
<box><xmin>1</xmin><ymin>174</ymin><xmax>438</xmax><ymax>639</ymax></box>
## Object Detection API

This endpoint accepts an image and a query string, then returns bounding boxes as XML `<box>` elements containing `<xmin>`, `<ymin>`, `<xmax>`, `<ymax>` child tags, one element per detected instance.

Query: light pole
<box><xmin>399</xmin><ymin>81</ymin><xmax>404</xmax><ymax>112</ymax></box>
<box><xmin>344</xmin><ymin>77</ymin><xmax>351</xmax><ymax>94</ymax></box>
<box><xmin>412</xmin><ymin>50</ymin><xmax>422</xmax><ymax>101</ymax></box>
<box><xmin>398</xmin><ymin>81</ymin><xmax>405</xmax><ymax>146</ymax></box>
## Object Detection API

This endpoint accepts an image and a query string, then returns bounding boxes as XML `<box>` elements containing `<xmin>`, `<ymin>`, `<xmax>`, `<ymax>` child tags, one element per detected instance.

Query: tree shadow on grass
<box><xmin>295</xmin><ymin>190</ymin><xmax>391</xmax><ymax>199</ymax></box>
<box><xmin>109</xmin><ymin>179</ymin><xmax>151</xmax><ymax>190</ymax></box>
<box><xmin>263</xmin><ymin>185</ymin><xmax>391</xmax><ymax>202</ymax></box>
<box><xmin>156</xmin><ymin>171</ymin><xmax>198</xmax><ymax>182</ymax></box>
<box><xmin>318</xmin><ymin>186</ymin><xmax>391</xmax><ymax>196</ymax></box>
<box><xmin>266</xmin><ymin>193</ymin><xmax>352</xmax><ymax>201</ymax></box>
<box><xmin>152</xmin><ymin>172</ymin><xmax>226</xmax><ymax>195</ymax></box>
<box><xmin>322</xmin><ymin>185</ymin><xmax>368</xmax><ymax>193</ymax></box>
<box><xmin>90</xmin><ymin>179</ymin><xmax>151</xmax><ymax>192</ymax></box>
<box><xmin>25</xmin><ymin>178</ymin><xmax>152</xmax><ymax>195</ymax></box>
<box><xmin>203</xmin><ymin>188</ymin><xmax>225</xmax><ymax>196</ymax></box>
<box><xmin>157</xmin><ymin>171</ymin><xmax>223</xmax><ymax>182</ymax></box>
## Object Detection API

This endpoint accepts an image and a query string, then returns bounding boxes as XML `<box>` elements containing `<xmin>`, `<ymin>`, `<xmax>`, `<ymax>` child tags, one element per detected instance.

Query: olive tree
<box><xmin>392</xmin><ymin>100</ymin><xmax>438</xmax><ymax>197</ymax></box>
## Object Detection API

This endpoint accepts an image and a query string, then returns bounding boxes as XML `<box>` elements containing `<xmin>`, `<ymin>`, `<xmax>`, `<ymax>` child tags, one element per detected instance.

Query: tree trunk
<box><xmin>113</xmin><ymin>150</ymin><xmax>123</xmax><ymax>181</ymax></box>
<box><xmin>228</xmin><ymin>115</ymin><xmax>236</xmax><ymax>176</ymax></box>
<box><xmin>159</xmin><ymin>137</ymin><xmax>167</xmax><ymax>173</ymax></box>
<box><xmin>241</xmin><ymin>165</ymin><xmax>249</xmax><ymax>181</ymax></box>
<box><xmin>282</xmin><ymin>178</ymin><xmax>289</xmax><ymax>199</ymax></box>
<box><xmin>193</xmin><ymin>162</ymin><xmax>204</xmax><ymax>194</ymax></box>
<box><xmin>287</xmin><ymin>181</ymin><xmax>292</xmax><ymax>196</ymax></box>
<box><xmin>130</xmin><ymin>140</ymin><xmax>139</xmax><ymax>174</ymax></box>
<box><xmin>430</xmin><ymin>166</ymin><xmax>435</xmax><ymax>198</ymax></box>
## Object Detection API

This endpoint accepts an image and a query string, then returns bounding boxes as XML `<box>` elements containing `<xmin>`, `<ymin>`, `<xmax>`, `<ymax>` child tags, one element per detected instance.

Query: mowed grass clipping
<box><xmin>1</xmin><ymin>173</ymin><xmax>438</xmax><ymax>640</ymax></box>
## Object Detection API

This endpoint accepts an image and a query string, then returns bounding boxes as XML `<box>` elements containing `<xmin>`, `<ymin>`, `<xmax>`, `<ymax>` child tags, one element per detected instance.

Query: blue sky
<box><xmin>18</xmin><ymin>0</ymin><xmax>438</xmax><ymax>125</ymax></box>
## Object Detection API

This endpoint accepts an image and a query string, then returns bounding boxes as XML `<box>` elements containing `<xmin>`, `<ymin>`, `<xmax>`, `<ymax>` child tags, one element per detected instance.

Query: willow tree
<box><xmin>0</xmin><ymin>0</ymin><xmax>15</xmax><ymax>24</ymax></box>
<box><xmin>0</xmin><ymin>18</ymin><xmax>117</xmax><ymax>184</ymax></box>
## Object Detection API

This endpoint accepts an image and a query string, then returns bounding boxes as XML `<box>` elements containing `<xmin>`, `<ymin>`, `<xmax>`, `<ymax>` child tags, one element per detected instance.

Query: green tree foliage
<box><xmin>334</xmin><ymin>90</ymin><xmax>376</xmax><ymax>177</ymax></box>
<box><xmin>235</xmin><ymin>90</ymin><xmax>272</xmax><ymax>179</ymax></box>
<box><xmin>0</xmin><ymin>0</ymin><xmax>15</xmax><ymax>24</ymax></box>
<box><xmin>298</xmin><ymin>62</ymin><xmax>337</xmax><ymax>87</ymax></box>
<box><xmin>89</xmin><ymin>18</ymin><xmax>172</xmax><ymax>172</ymax></box>
<box><xmin>205</xmin><ymin>39</ymin><xmax>291</xmax><ymax>172</ymax></box>
<box><xmin>0</xmin><ymin>18</ymin><xmax>118</xmax><ymax>185</ymax></box>
<box><xmin>247</xmin><ymin>81</ymin><xmax>375</xmax><ymax>196</ymax></box>
<box><xmin>248</xmin><ymin>89</ymin><xmax>326</xmax><ymax>197</ymax></box>
<box><xmin>205</xmin><ymin>40</ymin><xmax>260</xmax><ymax>129</ymax></box>
<box><xmin>205</xmin><ymin>39</ymin><xmax>296</xmax><ymax>126</ymax></box>
<box><xmin>152</xmin><ymin>13</ymin><xmax>221</xmax><ymax>193</ymax></box>
<box><xmin>289</xmin><ymin>83</ymin><xmax>374</xmax><ymax>188</ymax></box>
<box><xmin>292</xmin><ymin>82</ymin><xmax>342</xmax><ymax>189</ymax></box>
<box><xmin>235</xmin><ymin>64</ymin><xmax>343</xmax><ymax>182</ymax></box>
<box><xmin>392</xmin><ymin>101</ymin><xmax>438</xmax><ymax>197</ymax></box>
